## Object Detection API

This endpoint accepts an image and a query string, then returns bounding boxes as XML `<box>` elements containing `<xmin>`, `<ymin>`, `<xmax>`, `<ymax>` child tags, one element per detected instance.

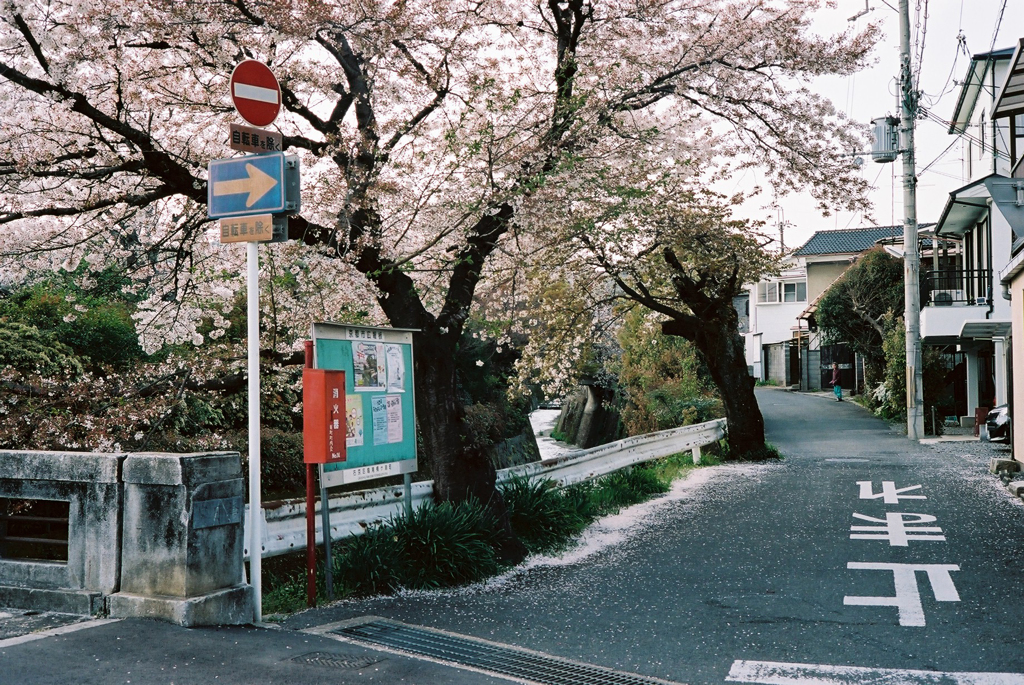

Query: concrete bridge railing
<box><xmin>0</xmin><ymin>450</ymin><xmax>253</xmax><ymax>626</ymax></box>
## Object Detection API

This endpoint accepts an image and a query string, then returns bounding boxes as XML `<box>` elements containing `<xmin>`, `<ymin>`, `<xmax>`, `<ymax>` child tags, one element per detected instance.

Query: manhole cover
<box><xmin>291</xmin><ymin>652</ymin><xmax>384</xmax><ymax>669</ymax></box>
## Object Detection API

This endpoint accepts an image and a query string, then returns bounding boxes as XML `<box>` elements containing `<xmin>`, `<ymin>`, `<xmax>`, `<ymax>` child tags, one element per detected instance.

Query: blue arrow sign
<box><xmin>208</xmin><ymin>153</ymin><xmax>288</xmax><ymax>219</ymax></box>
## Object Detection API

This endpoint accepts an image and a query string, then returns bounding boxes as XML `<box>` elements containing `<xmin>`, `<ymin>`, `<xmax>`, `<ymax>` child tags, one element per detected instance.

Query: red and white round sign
<box><xmin>229</xmin><ymin>60</ymin><xmax>281</xmax><ymax>128</ymax></box>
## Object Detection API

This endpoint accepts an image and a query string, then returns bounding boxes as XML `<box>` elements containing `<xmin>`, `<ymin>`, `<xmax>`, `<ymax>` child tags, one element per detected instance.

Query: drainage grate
<box><xmin>291</xmin><ymin>652</ymin><xmax>384</xmax><ymax>669</ymax></box>
<box><xmin>332</xmin><ymin>620</ymin><xmax>682</xmax><ymax>685</ymax></box>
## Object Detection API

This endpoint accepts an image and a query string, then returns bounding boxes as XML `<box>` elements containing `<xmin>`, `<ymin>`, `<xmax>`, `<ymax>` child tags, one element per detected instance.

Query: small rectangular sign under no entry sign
<box><xmin>229</xmin><ymin>123</ymin><xmax>282</xmax><ymax>153</ymax></box>
<box><xmin>219</xmin><ymin>214</ymin><xmax>275</xmax><ymax>243</ymax></box>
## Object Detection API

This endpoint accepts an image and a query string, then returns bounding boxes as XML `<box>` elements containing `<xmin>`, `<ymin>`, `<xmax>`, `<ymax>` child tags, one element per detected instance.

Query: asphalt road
<box><xmin>5</xmin><ymin>388</ymin><xmax>1024</xmax><ymax>684</ymax></box>
<box><xmin>282</xmin><ymin>388</ymin><xmax>1024</xmax><ymax>683</ymax></box>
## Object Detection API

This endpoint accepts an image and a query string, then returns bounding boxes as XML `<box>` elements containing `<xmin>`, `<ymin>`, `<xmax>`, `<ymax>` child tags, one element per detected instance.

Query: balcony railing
<box><xmin>921</xmin><ymin>269</ymin><xmax>992</xmax><ymax>306</ymax></box>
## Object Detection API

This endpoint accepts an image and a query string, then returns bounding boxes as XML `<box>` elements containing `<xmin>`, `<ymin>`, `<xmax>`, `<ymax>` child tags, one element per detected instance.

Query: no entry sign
<box><xmin>230</xmin><ymin>60</ymin><xmax>281</xmax><ymax>127</ymax></box>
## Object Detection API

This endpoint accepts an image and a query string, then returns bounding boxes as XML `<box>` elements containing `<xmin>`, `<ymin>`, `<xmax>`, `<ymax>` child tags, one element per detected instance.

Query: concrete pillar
<box><xmin>108</xmin><ymin>452</ymin><xmax>254</xmax><ymax>626</ymax></box>
<box><xmin>965</xmin><ymin>348</ymin><xmax>980</xmax><ymax>426</ymax></box>
<box><xmin>995</xmin><ymin>337</ymin><xmax>1008</xmax><ymax>406</ymax></box>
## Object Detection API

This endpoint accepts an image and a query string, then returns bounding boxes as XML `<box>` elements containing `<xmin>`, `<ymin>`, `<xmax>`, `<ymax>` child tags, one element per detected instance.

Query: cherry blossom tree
<box><xmin>515</xmin><ymin>173</ymin><xmax>780</xmax><ymax>456</ymax></box>
<box><xmin>0</xmin><ymin>1</ymin><xmax>877</xmax><ymax>539</ymax></box>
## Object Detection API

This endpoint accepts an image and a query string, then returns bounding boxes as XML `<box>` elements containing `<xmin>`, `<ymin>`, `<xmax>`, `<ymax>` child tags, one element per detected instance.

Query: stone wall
<box><xmin>484</xmin><ymin>424</ymin><xmax>542</xmax><ymax>470</ymax></box>
<box><xmin>555</xmin><ymin>385</ymin><xmax>622</xmax><ymax>449</ymax></box>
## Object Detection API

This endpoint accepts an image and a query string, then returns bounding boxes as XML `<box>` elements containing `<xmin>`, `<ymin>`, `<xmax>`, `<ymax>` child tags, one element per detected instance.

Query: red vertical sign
<box><xmin>303</xmin><ymin>369</ymin><xmax>347</xmax><ymax>464</ymax></box>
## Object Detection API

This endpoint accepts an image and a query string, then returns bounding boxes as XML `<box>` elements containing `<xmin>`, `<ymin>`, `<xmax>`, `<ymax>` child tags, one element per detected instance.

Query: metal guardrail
<box><xmin>244</xmin><ymin>418</ymin><xmax>726</xmax><ymax>559</ymax></box>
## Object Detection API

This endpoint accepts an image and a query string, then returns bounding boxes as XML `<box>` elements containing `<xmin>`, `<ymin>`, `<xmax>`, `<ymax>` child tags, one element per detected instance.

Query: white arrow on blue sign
<box><xmin>208</xmin><ymin>152</ymin><xmax>296</xmax><ymax>219</ymax></box>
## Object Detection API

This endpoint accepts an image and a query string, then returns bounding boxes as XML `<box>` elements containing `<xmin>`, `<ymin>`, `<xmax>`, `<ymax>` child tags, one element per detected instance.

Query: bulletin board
<box><xmin>311</xmin><ymin>322</ymin><xmax>418</xmax><ymax>486</ymax></box>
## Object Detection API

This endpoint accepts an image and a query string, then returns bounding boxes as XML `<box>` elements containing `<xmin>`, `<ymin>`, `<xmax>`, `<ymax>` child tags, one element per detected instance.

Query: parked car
<box><xmin>985</xmin><ymin>404</ymin><xmax>1011</xmax><ymax>443</ymax></box>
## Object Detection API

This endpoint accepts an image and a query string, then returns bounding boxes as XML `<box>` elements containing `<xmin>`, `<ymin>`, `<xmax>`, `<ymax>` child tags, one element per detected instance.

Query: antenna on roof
<box><xmin>848</xmin><ymin>0</ymin><xmax>873</xmax><ymax>22</ymax></box>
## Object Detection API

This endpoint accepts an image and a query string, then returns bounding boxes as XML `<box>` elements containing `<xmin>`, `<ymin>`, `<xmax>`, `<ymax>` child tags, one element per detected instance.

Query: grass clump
<box><xmin>335</xmin><ymin>499</ymin><xmax>505</xmax><ymax>596</ymax></box>
<box><xmin>501</xmin><ymin>475</ymin><xmax>589</xmax><ymax>554</ymax></box>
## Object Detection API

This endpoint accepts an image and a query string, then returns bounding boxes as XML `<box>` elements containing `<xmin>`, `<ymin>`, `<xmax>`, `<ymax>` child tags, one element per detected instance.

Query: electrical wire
<box><xmin>844</xmin><ymin>163</ymin><xmax>889</xmax><ymax>229</ymax></box>
<box><xmin>920</xmin><ymin>107</ymin><xmax>1011</xmax><ymax>162</ymax></box>
<box><xmin>988</xmin><ymin>0</ymin><xmax>1009</xmax><ymax>55</ymax></box>
<box><xmin>918</xmin><ymin>136</ymin><xmax>961</xmax><ymax>176</ymax></box>
<box><xmin>922</xmin><ymin>31</ymin><xmax>967</xmax><ymax>108</ymax></box>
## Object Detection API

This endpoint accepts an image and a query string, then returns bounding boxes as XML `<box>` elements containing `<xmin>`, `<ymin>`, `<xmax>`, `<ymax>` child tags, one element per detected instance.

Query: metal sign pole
<box><xmin>318</xmin><ymin>464</ymin><xmax>334</xmax><ymax>601</ymax></box>
<box><xmin>304</xmin><ymin>341</ymin><xmax>317</xmax><ymax>607</ymax></box>
<box><xmin>404</xmin><ymin>473</ymin><xmax>413</xmax><ymax>521</ymax></box>
<box><xmin>247</xmin><ymin>241</ymin><xmax>262</xmax><ymax>623</ymax></box>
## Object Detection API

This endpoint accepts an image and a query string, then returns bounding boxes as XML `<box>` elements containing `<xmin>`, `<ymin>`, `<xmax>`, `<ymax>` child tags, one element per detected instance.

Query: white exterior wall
<box><xmin>964</xmin><ymin>59</ymin><xmax>1011</xmax><ymax>183</ymax></box>
<box><xmin>743</xmin><ymin>271</ymin><xmax>809</xmax><ymax>377</ymax></box>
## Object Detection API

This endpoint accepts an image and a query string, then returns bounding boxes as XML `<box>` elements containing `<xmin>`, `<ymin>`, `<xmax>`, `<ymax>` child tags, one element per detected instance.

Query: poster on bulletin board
<box><xmin>311</xmin><ymin>322</ymin><xmax>418</xmax><ymax>486</ymax></box>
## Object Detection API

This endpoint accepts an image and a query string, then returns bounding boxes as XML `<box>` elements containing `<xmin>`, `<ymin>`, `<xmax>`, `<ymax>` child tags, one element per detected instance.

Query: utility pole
<box><xmin>899</xmin><ymin>0</ymin><xmax>924</xmax><ymax>439</ymax></box>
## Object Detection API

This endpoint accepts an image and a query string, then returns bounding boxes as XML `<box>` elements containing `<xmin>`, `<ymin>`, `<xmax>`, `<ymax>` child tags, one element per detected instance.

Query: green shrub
<box><xmin>613</xmin><ymin>308</ymin><xmax>721</xmax><ymax>435</ymax></box>
<box><xmin>0</xmin><ymin>282</ymin><xmax>143</xmax><ymax>370</ymax></box>
<box><xmin>591</xmin><ymin>466</ymin><xmax>669</xmax><ymax>512</ymax></box>
<box><xmin>262</xmin><ymin>571</ymin><xmax>309</xmax><ymax>616</ymax></box>
<box><xmin>0</xmin><ymin>321</ymin><xmax>83</xmax><ymax>378</ymax></box>
<box><xmin>260</xmin><ymin>430</ymin><xmax>306</xmax><ymax>497</ymax></box>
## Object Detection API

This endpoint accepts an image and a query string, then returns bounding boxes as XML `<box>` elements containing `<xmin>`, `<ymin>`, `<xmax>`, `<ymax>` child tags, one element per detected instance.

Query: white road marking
<box><xmin>727</xmin><ymin>660</ymin><xmax>1024</xmax><ymax>684</ymax></box>
<box><xmin>844</xmin><ymin>562</ymin><xmax>960</xmax><ymax>626</ymax></box>
<box><xmin>857</xmin><ymin>481</ymin><xmax>926</xmax><ymax>503</ymax></box>
<box><xmin>850</xmin><ymin>512</ymin><xmax>945</xmax><ymax>546</ymax></box>
<box><xmin>0</xmin><ymin>618</ymin><xmax>120</xmax><ymax>648</ymax></box>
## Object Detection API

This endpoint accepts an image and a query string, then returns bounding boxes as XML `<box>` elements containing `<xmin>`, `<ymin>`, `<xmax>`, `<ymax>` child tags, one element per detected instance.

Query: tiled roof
<box><xmin>792</xmin><ymin>225</ymin><xmax>932</xmax><ymax>256</ymax></box>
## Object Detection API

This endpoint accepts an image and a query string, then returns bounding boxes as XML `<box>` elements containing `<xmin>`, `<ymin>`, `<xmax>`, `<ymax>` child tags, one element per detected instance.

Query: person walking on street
<box><xmin>831</xmin><ymin>362</ymin><xmax>842</xmax><ymax>401</ymax></box>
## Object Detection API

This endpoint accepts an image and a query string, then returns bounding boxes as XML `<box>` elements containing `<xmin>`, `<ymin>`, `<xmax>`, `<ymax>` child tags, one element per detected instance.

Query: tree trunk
<box><xmin>412</xmin><ymin>327</ymin><xmax>526</xmax><ymax>562</ymax></box>
<box><xmin>662</xmin><ymin>304</ymin><xmax>767</xmax><ymax>458</ymax></box>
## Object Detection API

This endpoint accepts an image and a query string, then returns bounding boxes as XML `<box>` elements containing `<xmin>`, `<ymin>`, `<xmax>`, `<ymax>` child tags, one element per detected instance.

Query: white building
<box><xmin>924</xmin><ymin>45</ymin><xmax>1018</xmax><ymax>427</ymax></box>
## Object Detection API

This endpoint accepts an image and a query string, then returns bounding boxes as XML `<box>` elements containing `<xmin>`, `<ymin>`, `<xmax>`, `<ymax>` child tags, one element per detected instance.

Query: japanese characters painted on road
<box><xmin>844</xmin><ymin>562</ymin><xmax>960</xmax><ymax>627</ymax></box>
<box><xmin>303</xmin><ymin>369</ymin><xmax>347</xmax><ymax>464</ymax></box>
<box><xmin>845</xmin><ymin>481</ymin><xmax>961</xmax><ymax>628</ymax></box>
<box><xmin>207</xmin><ymin>152</ymin><xmax>300</xmax><ymax>220</ymax></box>
<box><xmin>229</xmin><ymin>60</ymin><xmax>281</xmax><ymax>127</ymax></box>
<box><xmin>310</xmin><ymin>322</ymin><xmax>417</xmax><ymax>486</ymax></box>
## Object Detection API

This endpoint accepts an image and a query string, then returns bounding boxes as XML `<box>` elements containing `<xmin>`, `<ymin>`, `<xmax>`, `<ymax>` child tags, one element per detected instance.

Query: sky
<box><xmin>739</xmin><ymin>0</ymin><xmax>1024</xmax><ymax>252</ymax></box>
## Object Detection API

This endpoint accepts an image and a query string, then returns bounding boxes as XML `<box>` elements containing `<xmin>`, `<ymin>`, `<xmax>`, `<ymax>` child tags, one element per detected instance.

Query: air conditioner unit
<box><xmin>931</xmin><ymin>289</ymin><xmax>963</xmax><ymax>306</ymax></box>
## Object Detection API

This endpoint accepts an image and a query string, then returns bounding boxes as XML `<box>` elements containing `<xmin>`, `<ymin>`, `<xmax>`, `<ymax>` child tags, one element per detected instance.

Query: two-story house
<box><xmin>988</xmin><ymin>39</ymin><xmax>1024</xmax><ymax>458</ymax></box>
<box><xmin>925</xmin><ymin>45</ymin><xmax>1019</xmax><ymax>430</ymax></box>
<box><xmin>744</xmin><ymin>225</ymin><xmax>905</xmax><ymax>391</ymax></box>
<box><xmin>743</xmin><ymin>260</ymin><xmax>808</xmax><ymax>385</ymax></box>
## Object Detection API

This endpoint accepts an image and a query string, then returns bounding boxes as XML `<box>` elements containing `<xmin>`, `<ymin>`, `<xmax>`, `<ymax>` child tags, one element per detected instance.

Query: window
<box><xmin>979</xmin><ymin>114</ymin><xmax>987</xmax><ymax>160</ymax></box>
<box><xmin>757</xmin><ymin>282</ymin><xmax>778</xmax><ymax>303</ymax></box>
<box><xmin>1014</xmin><ymin>114</ymin><xmax>1024</xmax><ymax>166</ymax></box>
<box><xmin>758</xmin><ymin>280</ymin><xmax>805</xmax><ymax>303</ymax></box>
<box><xmin>783</xmin><ymin>281</ymin><xmax>807</xmax><ymax>302</ymax></box>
